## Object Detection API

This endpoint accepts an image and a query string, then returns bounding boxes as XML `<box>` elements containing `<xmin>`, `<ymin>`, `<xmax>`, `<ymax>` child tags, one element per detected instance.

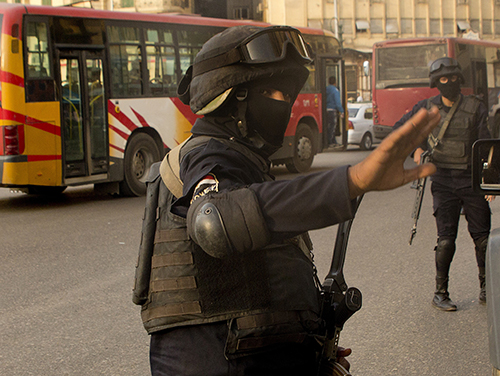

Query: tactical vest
<box><xmin>427</xmin><ymin>95</ymin><xmax>481</xmax><ymax>169</ymax></box>
<box><xmin>133</xmin><ymin>137</ymin><xmax>321</xmax><ymax>353</ymax></box>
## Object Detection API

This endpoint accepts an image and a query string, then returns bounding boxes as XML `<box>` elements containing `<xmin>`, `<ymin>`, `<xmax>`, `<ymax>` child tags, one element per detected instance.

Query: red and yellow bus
<box><xmin>0</xmin><ymin>3</ymin><xmax>346</xmax><ymax>196</ymax></box>
<box><xmin>372</xmin><ymin>37</ymin><xmax>500</xmax><ymax>140</ymax></box>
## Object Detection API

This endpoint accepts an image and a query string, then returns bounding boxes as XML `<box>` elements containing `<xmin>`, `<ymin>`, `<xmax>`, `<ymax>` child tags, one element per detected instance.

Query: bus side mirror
<box><xmin>472</xmin><ymin>139</ymin><xmax>500</xmax><ymax>195</ymax></box>
<box><xmin>363</xmin><ymin>61</ymin><xmax>370</xmax><ymax>76</ymax></box>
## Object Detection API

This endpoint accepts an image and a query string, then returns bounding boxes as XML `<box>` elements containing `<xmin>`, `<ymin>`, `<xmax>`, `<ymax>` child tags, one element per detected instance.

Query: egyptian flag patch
<box><xmin>191</xmin><ymin>174</ymin><xmax>219</xmax><ymax>203</ymax></box>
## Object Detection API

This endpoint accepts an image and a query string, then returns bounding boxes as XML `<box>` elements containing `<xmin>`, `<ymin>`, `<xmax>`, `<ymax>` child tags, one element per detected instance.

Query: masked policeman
<box><xmin>133</xmin><ymin>25</ymin><xmax>440</xmax><ymax>375</ymax></box>
<box><xmin>394</xmin><ymin>57</ymin><xmax>492</xmax><ymax>311</ymax></box>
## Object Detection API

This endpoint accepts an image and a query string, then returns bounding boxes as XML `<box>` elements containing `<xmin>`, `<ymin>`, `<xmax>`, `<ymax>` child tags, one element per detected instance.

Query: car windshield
<box><xmin>348</xmin><ymin>108</ymin><xmax>359</xmax><ymax>118</ymax></box>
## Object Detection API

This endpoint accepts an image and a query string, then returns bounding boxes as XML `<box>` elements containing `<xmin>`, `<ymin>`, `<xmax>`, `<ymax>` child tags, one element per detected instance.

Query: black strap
<box><xmin>428</xmin><ymin>96</ymin><xmax>461</xmax><ymax>151</ymax></box>
<box><xmin>192</xmin><ymin>49</ymin><xmax>243</xmax><ymax>77</ymax></box>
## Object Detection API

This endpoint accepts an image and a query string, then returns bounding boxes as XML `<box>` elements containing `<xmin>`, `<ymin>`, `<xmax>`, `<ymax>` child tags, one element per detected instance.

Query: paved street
<box><xmin>0</xmin><ymin>148</ymin><xmax>495</xmax><ymax>375</ymax></box>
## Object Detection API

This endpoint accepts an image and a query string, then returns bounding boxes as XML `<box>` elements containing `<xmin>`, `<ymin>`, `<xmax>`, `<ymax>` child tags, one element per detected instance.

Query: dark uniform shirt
<box><xmin>394</xmin><ymin>94</ymin><xmax>490</xmax><ymax>189</ymax></box>
<box><xmin>178</xmin><ymin>116</ymin><xmax>356</xmax><ymax>241</ymax></box>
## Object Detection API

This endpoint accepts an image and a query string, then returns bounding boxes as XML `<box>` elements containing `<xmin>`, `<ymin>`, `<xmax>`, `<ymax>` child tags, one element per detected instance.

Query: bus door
<box><xmin>320</xmin><ymin>58</ymin><xmax>347</xmax><ymax>149</ymax></box>
<box><xmin>57</xmin><ymin>49</ymin><xmax>108</xmax><ymax>183</ymax></box>
<box><xmin>472</xmin><ymin>59</ymin><xmax>488</xmax><ymax>108</ymax></box>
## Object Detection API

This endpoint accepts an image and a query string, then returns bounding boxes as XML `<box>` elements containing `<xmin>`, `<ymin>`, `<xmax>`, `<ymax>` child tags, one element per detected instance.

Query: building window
<box><xmin>457</xmin><ymin>20</ymin><xmax>471</xmax><ymax>32</ymax></box>
<box><xmin>430</xmin><ymin>19</ymin><xmax>440</xmax><ymax>35</ymax></box>
<box><xmin>401</xmin><ymin>18</ymin><xmax>413</xmax><ymax>34</ymax></box>
<box><xmin>415</xmin><ymin>19</ymin><xmax>427</xmax><ymax>35</ymax></box>
<box><xmin>234</xmin><ymin>7</ymin><xmax>249</xmax><ymax>19</ymax></box>
<box><xmin>339</xmin><ymin>19</ymin><xmax>353</xmax><ymax>35</ymax></box>
<box><xmin>121</xmin><ymin>0</ymin><xmax>134</xmax><ymax>7</ymax></box>
<box><xmin>42</xmin><ymin>0</ymin><xmax>52</xmax><ymax>5</ymax></box>
<box><xmin>482</xmin><ymin>20</ymin><xmax>492</xmax><ymax>35</ymax></box>
<box><xmin>370</xmin><ymin>19</ymin><xmax>383</xmax><ymax>34</ymax></box>
<box><xmin>386</xmin><ymin>19</ymin><xmax>398</xmax><ymax>34</ymax></box>
<box><xmin>356</xmin><ymin>20</ymin><xmax>370</xmax><ymax>33</ymax></box>
<box><xmin>443</xmin><ymin>19</ymin><xmax>454</xmax><ymax>35</ymax></box>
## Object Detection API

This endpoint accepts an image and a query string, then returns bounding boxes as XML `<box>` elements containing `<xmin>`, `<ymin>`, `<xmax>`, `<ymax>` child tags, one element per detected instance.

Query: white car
<box><xmin>347</xmin><ymin>102</ymin><xmax>379</xmax><ymax>150</ymax></box>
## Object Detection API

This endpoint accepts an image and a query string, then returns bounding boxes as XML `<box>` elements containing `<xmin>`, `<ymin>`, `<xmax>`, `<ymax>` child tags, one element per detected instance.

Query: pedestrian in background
<box><xmin>326</xmin><ymin>75</ymin><xmax>344</xmax><ymax>146</ymax></box>
<box><xmin>394</xmin><ymin>57</ymin><xmax>492</xmax><ymax>311</ymax></box>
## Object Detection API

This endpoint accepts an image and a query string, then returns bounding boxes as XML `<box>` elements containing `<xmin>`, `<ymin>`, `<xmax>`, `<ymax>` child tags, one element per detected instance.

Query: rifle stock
<box><xmin>317</xmin><ymin>196</ymin><xmax>363</xmax><ymax>376</ymax></box>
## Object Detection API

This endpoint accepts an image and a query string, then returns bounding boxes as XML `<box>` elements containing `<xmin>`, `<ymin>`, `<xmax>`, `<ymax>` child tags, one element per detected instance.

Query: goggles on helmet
<box><xmin>429</xmin><ymin>57</ymin><xmax>461</xmax><ymax>74</ymax></box>
<box><xmin>193</xmin><ymin>26</ymin><xmax>312</xmax><ymax>77</ymax></box>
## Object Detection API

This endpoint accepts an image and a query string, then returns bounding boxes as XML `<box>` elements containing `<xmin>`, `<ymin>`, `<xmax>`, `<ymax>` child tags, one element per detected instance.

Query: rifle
<box><xmin>408</xmin><ymin>150</ymin><xmax>431</xmax><ymax>245</ymax></box>
<box><xmin>317</xmin><ymin>195</ymin><xmax>363</xmax><ymax>376</ymax></box>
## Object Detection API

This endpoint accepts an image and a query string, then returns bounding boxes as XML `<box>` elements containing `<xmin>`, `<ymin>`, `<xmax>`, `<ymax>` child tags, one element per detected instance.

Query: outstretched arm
<box><xmin>348</xmin><ymin>107</ymin><xmax>440</xmax><ymax>199</ymax></box>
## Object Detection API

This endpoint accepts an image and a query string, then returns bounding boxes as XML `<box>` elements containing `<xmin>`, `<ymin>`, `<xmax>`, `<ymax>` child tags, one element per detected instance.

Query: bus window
<box><xmin>301</xmin><ymin>65</ymin><xmax>316</xmax><ymax>93</ymax></box>
<box><xmin>25</xmin><ymin>20</ymin><xmax>55</xmax><ymax>102</ymax></box>
<box><xmin>145</xmin><ymin>28</ymin><xmax>177</xmax><ymax>96</ymax></box>
<box><xmin>375</xmin><ymin>44</ymin><xmax>446</xmax><ymax>88</ymax></box>
<box><xmin>61</xmin><ymin>58</ymin><xmax>84</xmax><ymax>165</ymax></box>
<box><xmin>26</xmin><ymin>21</ymin><xmax>51</xmax><ymax>78</ymax></box>
<box><xmin>86</xmin><ymin>59</ymin><xmax>107</xmax><ymax>163</ymax></box>
<box><xmin>302</xmin><ymin>35</ymin><xmax>340</xmax><ymax>56</ymax></box>
<box><xmin>177</xmin><ymin>28</ymin><xmax>220</xmax><ymax>75</ymax></box>
<box><xmin>108</xmin><ymin>26</ymin><xmax>142</xmax><ymax>97</ymax></box>
<box><xmin>53</xmin><ymin>17</ymin><xmax>104</xmax><ymax>45</ymax></box>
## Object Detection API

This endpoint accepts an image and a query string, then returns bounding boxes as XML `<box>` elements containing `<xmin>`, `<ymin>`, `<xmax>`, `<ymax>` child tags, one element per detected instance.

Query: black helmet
<box><xmin>429</xmin><ymin>57</ymin><xmax>465</xmax><ymax>88</ymax></box>
<box><xmin>177</xmin><ymin>25</ymin><xmax>312</xmax><ymax>115</ymax></box>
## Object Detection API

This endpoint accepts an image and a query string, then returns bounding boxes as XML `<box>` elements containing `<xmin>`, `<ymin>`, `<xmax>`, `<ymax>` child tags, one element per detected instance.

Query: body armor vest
<box><xmin>133</xmin><ymin>138</ymin><xmax>320</xmax><ymax>351</ymax></box>
<box><xmin>428</xmin><ymin>95</ymin><xmax>481</xmax><ymax>169</ymax></box>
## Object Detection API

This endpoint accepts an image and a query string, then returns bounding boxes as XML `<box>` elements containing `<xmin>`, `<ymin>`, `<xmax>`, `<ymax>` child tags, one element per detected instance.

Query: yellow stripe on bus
<box><xmin>2</xmin><ymin>161</ymin><xmax>28</xmax><ymax>185</ymax></box>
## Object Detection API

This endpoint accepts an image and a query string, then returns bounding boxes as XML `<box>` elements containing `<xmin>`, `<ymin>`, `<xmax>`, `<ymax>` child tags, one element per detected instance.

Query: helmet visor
<box><xmin>242</xmin><ymin>27</ymin><xmax>311</xmax><ymax>64</ymax></box>
<box><xmin>193</xmin><ymin>26</ymin><xmax>312</xmax><ymax>77</ymax></box>
<box><xmin>429</xmin><ymin>57</ymin><xmax>460</xmax><ymax>74</ymax></box>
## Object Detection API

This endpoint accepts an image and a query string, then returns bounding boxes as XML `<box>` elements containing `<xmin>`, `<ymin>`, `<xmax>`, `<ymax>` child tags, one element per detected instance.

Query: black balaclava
<box><xmin>241</xmin><ymin>77</ymin><xmax>298</xmax><ymax>155</ymax></box>
<box><xmin>436</xmin><ymin>75</ymin><xmax>461</xmax><ymax>102</ymax></box>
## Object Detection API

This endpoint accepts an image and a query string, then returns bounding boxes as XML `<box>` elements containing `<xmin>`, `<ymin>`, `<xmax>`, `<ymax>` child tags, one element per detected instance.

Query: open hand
<box><xmin>347</xmin><ymin>107</ymin><xmax>440</xmax><ymax>199</ymax></box>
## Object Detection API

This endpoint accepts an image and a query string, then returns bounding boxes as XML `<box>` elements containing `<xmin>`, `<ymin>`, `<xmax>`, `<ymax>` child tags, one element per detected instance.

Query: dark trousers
<box><xmin>327</xmin><ymin>110</ymin><xmax>338</xmax><ymax>145</ymax></box>
<box><xmin>150</xmin><ymin>322</ymin><xmax>317</xmax><ymax>376</ymax></box>
<box><xmin>431</xmin><ymin>181</ymin><xmax>491</xmax><ymax>271</ymax></box>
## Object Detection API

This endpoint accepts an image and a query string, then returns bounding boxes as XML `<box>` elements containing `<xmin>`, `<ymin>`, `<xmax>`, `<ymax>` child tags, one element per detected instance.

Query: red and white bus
<box><xmin>372</xmin><ymin>37</ymin><xmax>500</xmax><ymax>140</ymax></box>
<box><xmin>0</xmin><ymin>3</ymin><xmax>346</xmax><ymax>196</ymax></box>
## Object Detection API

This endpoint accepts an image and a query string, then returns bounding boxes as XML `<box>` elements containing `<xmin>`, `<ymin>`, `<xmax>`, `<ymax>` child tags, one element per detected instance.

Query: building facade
<box><xmin>265</xmin><ymin>0</ymin><xmax>500</xmax><ymax>101</ymax></box>
<box><xmin>14</xmin><ymin>0</ymin><xmax>500</xmax><ymax>99</ymax></box>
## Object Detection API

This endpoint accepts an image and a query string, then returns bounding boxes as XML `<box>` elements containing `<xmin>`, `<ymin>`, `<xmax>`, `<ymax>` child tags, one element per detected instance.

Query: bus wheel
<box><xmin>286</xmin><ymin>123</ymin><xmax>315</xmax><ymax>173</ymax></box>
<box><xmin>360</xmin><ymin>133</ymin><xmax>373</xmax><ymax>150</ymax></box>
<box><xmin>120</xmin><ymin>133</ymin><xmax>161</xmax><ymax>196</ymax></box>
<box><xmin>28</xmin><ymin>186</ymin><xmax>67</xmax><ymax>195</ymax></box>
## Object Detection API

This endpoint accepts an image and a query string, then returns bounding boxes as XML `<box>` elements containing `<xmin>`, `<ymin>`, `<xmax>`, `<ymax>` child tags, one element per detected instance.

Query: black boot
<box><xmin>479</xmin><ymin>267</ymin><xmax>486</xmax><ymax>305</ymax></box>
<box><xmin>432</xmin><ymin>277</ymin><xmax>457</xmax><ymax>311</ymax></box>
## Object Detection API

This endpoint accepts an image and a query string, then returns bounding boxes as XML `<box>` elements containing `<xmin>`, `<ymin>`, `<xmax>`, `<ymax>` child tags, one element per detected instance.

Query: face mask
<box><xmin>245</xmin><ymin>90</ymin><xmax>292</xmax><ymax>149</ymax></box>
<box><xmin>245</xmin><ymin>78</ymin><xmax>294</xmax><ymax>153</ymax></box>
<box><xmin>437</xmin><ymin>79</ymin><xmax>461</xmax><ymax>101</ymax></box>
